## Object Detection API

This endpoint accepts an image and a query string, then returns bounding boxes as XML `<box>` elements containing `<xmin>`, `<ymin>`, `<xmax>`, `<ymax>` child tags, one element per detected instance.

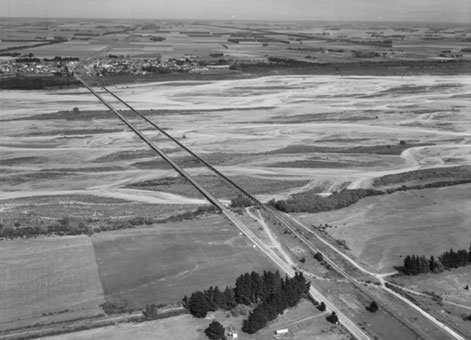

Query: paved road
<box><xmin>223</xmin><ymin>210</ymin><xmax>372</xmax><ymax>340</ymax></box>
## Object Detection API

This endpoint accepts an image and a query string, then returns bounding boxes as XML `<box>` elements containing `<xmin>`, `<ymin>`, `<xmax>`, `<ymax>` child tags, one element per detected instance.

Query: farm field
<box><xmin>297</xmin><ymin>183</ymin><xmax>471</xmax><ymax>273</ymax></box>
<box><xmin>0</xmin><ymin>236</ymin><xmax>105</xmax><ymax>331</ymax></box>
<box><xmin>392</xmin><ymin>266</ymin><xmax>471</xmax><ymax>307</ymax></box>
<box><xmin>91</xmin><ymin>215</ymin><xmax>276</xmax><ymax>308</ymax></box>
<box><xmin>43</xmin><ymin>300</ymin><xmax>349</xmax><ymax>340</ymax></box>
<box><xmin>2</xmin><ymin>19</ymin><xmax>471</xmax><ymax>65</ymax></box>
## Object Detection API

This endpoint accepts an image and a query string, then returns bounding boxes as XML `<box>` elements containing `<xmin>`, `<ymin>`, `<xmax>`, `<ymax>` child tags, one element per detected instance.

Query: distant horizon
<box><xmin>0</xmin><ymin>16</ymin><xmax>469</xmax><ymax>25</ymax></box>
<box><xmin>1</xmin><ymin>0</ymin><xmax>470</xmax><ymax>24</ymax></box>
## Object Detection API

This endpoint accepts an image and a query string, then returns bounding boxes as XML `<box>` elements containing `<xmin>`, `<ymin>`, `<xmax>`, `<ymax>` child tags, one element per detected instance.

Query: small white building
<box><xmin>226</xmin><ymin>324</ymin><xmax>238</xmax><ymax>339</ymax></box>
<box><xmin>275</xmin><ymin>329</ymin><xmax>289</xmax><ymax>335</ymax></box>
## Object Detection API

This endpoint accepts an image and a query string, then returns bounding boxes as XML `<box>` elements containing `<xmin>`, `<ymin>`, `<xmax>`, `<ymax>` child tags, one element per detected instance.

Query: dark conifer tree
<box><xmin>204</xmin><ymin>320</ymin><xmax>225</xmax><ymax>340</ymax></box>
<box><xmin>261</xmin><ymin>270</ymin><xmax>282</xmax><ymax>300</ymax></box>
<box><xmin>417</xmin><ymin>256</ymin><xmax>430</xmax><ymax>274</ymax></box>
<box><xmin>283</xmin><ymin>279</ymin><xmax>299</xmax><ymax>308</ymax></box>
<box><xmin>206</xmin><ymin>286</ymin><xmax>217</xmax><ymax>311</ymax></box>
<box><xmin>366</xmin><ymin>301</ymin><xmax>379</xmax><ymax>313</ymax></box>
<box><xmin>458</xmin><ymin>249</ymin><xmax>468</xmax><ymax>267</ymax></box>
<box><xmin>326</xmin><ymin>311</ymin><xmax>339</xmax><ymax>324</ymax></box>
<box><xmin>212</xmin><ymin>286</ymin><xmax>223</xmax><ymax>310</ymax></box>
<box><xmin>222</xmin><ymin>286</ymin><xmax>236</xmax><ymax>310</ymax></box>
<box><xmin>234</xmin><ymin>273</ymin><xmax>252</xmax><ymax>305</ymax></box>
<box><xmin>429</xmin><ymin>256</ymin><xmax>436</xmax><ymax>272</ymax></box>
<box><xmin>414</xmin><ymin>255</ymin><xmax>420</xmax><ymax>275</ymax></box>
<box><xmin>266</xmin><ymin>290</ymin><xmax>287</xmax><ymax>316</ymax></box>
<box><xmin>250</xmin><ymin>271</ymin><xmax>264</xmax><ymax>303</ymax></box>
<box><xmin>261</xmin><ymin>299</ymin><xmax>280</xmax><ymax>321</ymax></box>
<box><xmin>189</xmin><ymin>291</ymin><xmax>211</xmax><ymax>318</ymax></box>
<box><xmin>404</xmin><ymin>255</ymin><xmax>412</xmax><ymax>274</ymax></box>
<box><xmin>242</xmin><ymin>305</ymin><xmax>269</xmax><ymax>334</ymax></box>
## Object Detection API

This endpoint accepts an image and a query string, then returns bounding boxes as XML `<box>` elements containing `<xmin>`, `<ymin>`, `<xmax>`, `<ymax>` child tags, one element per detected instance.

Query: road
<box><xmin>222</xmin><ymin>210</ymin><xmax>372</xmax><ymax>340</ymax></box>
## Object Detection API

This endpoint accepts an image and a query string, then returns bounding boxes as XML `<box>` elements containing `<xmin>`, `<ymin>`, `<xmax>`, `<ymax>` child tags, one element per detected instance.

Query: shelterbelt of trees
<box><xmin>182</xmin><ymin>270</ymin><xmax>310</xmax><ymax>334</ymax></box>
<box><xmin>402</xmin><ymin>245</ymin><xmax>471</xmax><ymax>275</ymax></box>
<box><xmin>268</xmin><ymin>188</ymin><xmax>383</xmax><ymax>213</ymax></box>
<box><xmin>0</xmin><ymin>76</ymin><xmax>80</xmax><ymax>90</ymax></box>
<box><xmin>268</xmin><ymin>175</ymin><xmax>471</xmax><ymax>214</ymax></box>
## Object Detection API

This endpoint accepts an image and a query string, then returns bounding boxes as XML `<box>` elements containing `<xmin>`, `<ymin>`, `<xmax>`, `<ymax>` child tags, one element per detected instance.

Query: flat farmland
<box><xmin>21</xmin><ymin>41</ymin><xmax>108</xmax><ymax>58</ymax></box>
<box><xmin>0</xmin><ymin>236</ymin><xmax>105</xmax><ymax>331</ymax></box>
<box><xmin>393</xmin><ymin>266</ymin><xmax>471</xmax><ymax>306</ymax></box>
<box><xmin>44</xmin><ymin>300</ymin><xmax>349</xmax><ymax>340</ymax></box>
<box><xmin>297</xmin><ymin>183</ymin><xmax>471</xmax><ymax>273</ymax></box>
<box><xmin>91</xmin><ymin>215</ymin><xmax>276</xmax><ymax>308</ymax></box>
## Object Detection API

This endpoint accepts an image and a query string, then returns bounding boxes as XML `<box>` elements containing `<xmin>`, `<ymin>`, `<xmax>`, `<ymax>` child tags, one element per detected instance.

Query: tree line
<box><xmin>268</xmin><ymin>189</ymin><xmax>383</xmax><ymax>213</ymax></box>
<box><xmin>0</xmin><ymin>37</ymin><xmax>67</xmax><ymax>54</ymax></box>
<box><xmin>183</xmin><ymin>286</ymin><xmax>236</xmax><ymax>318</ymax></box>
<box><xmin>402</xmin><ymin>245</ymin><xmax>471</xmax><ymax>275</ymax></box>
<box><xmin>182</xmin><ymin>270</ymin><xmax>310</xmax><ymax>334</ymax></box>
<box><xmin>0</xmin><ymin>76</ymin><xmax>79</xmax><ymax>90</ymax></box>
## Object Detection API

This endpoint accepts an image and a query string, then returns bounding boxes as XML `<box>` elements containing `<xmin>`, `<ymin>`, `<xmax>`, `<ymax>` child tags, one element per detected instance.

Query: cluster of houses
<box><xmin>85</xmin><ymin>55</ymin><xmax>230</xmax><ymax>76</ymax></box>
<box><xmin>0</xmin><ymin>58</ymin><xmax>77</xmax><ymax>77</ymax></box>
<box><xmin>0</xmin><ymin>53</ymin><xmax>233</xmax><ymax>79</ymax></box>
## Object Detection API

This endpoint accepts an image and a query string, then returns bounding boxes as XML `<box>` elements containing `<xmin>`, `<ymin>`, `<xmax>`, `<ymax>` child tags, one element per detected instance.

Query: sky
<box><xmin>0</xmin><ymin>0</ymin><xmax>470</xmax><ymax>23</ymax></box>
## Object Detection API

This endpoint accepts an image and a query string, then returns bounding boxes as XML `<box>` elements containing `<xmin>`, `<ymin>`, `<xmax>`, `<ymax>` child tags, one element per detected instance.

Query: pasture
<box><xmin>0</xmin><ymin>236</ymin><xmax>105</xmax><ymax>331</ymax></box>
<box><xmin>298</xmin><ymin>183</ymin><xmax>471</xmax><ymax>273</ymax></box>
<box><xmin>43</xmin><ymin>300</ymin><xmax>348</xmax><ymax>340</ymax></box>
<box><xmin>91</xmin><ymin>215</ymin><xmax>276</xmax><ymax>308</ymax></box>
<box><xmin>394</xmin><ymin>266</ymin><xmax>471</xmax><ymax>306</ymax></box>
